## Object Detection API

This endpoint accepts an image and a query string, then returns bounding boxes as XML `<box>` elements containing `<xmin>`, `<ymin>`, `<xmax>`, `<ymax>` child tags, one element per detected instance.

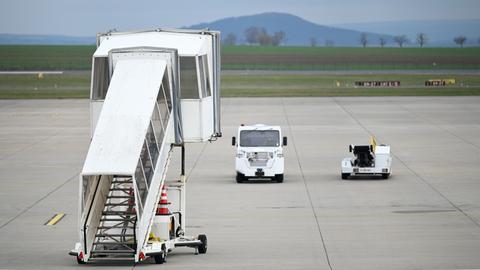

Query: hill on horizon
<box><xmin>189</xmin><ymin>12</ymin><xmax>393</xmax><ymax>47</ymax></box>
<box><xmin>1</xmin><ymin>12</ymin><xmax>477</xmax><ymax>47</ymax></box>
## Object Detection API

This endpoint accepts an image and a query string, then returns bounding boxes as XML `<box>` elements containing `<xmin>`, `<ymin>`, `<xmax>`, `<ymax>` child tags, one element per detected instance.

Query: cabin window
<box><xmin>179</xmin><ymin>57</ymin><xmax>199</xmax><ymax>99</ymax></box>
<box><xmin>151</xmin><ymin>103</ymin><xmax>164</xmax><ymax>151</ymax></box>
<box><xmin>198</xmin><ymin>55</ymin><xmax>211</xmax><ymax>97</ymax></box>
<box><xmin>162</xmin><ymin>73</ymin><xmax>172</xmax><ymax>111</ymax></box>
<box><xmin>91</xmin><ymin>57</ymin><xmax>110</xmax><ymax>100</ymax></box>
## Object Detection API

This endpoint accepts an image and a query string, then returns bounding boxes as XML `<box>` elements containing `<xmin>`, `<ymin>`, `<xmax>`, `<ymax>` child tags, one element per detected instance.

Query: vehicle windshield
<box><xmin>240</xmin><ymin>130</ymin><xmax>279</xmax><ymax>147</ymax></box>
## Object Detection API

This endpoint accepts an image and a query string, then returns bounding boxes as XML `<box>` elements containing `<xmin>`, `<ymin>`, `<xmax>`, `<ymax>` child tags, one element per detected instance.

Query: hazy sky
<box><xmin>1</xmin><ymin>0</ymin><xmax>479</xmax><ymax>36</ymax></box>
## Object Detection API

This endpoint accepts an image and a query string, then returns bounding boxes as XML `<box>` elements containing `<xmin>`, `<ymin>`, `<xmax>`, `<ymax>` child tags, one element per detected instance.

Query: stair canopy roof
<box><xmin>94</xmin><ymin>31</ymin><xmax>210</xmax><ymax>57</ymax></box>
<box><xmin>82</xmin><ymin>58</ymin><xmax>166</xmax><ymax>175</ymax></box>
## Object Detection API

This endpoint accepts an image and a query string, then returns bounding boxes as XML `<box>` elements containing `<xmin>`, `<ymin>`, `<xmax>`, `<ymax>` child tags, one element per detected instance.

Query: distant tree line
<box><xmin>245</xmin><ymin>26</ymin><xmax>285</xmax><ymax>46</ymax></box>
<box><xmin>358</xmin><ymin>32</ymin><xmax>472</xmax><ymax>48</ymax></box>
<box><xmin>222</xmin><ymin>26</ymin><xmax>286</xmax><ymax>46</ymax></box>
<box><xmin>223</xmin><ymin>28</ymin><xmax>477</xmax><ymax>48</ymax></box>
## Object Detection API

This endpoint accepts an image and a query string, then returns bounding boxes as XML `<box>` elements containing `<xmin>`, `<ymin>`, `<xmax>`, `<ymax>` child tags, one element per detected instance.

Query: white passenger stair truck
<box><xmin>341</xmin><ymin>136</ymin><xmax>392</xmax><ymax>179</ymax></box>
<box><xmin>232</xmin><ymin>124</ymin><xmax>287</xmax><ymax>183</ymax></box>
<box><xmin>68</xmin><ymin>29</ymin><xmax>221</xmax><ymax>264</ymax></box>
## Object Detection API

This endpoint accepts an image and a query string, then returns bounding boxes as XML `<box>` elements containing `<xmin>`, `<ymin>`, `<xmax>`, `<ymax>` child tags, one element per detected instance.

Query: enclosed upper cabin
<box><xmin>89</xmin><ymin>29</ymin><xmax>221</xmax><ymax>143</ymax></box>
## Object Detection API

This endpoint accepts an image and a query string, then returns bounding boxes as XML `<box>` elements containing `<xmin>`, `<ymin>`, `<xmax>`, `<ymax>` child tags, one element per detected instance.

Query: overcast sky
<box><xmin>1</xmin><ymin>0</ymin><xmax>479</xmax><ymax>36</ymax></box>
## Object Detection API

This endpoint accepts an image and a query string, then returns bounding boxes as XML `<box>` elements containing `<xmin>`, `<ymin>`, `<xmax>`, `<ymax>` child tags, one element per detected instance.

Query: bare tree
<box><xmin>271</xmin><ymin>31</ymin><xmax>285</xmax><ymax>46</ymax></box>
<box><xmin>379</xmin><ymin>36</ymin><xmax>387</xmax><ymax>48</ymax></box>
<box><xmin>245</xmin><ymin>27</ymin><xmax>285</xmax><ymax>46</ymax></box>
<box><xmin>394</xmin><ymin>35</ymin><xmax>408</xmax><ymax>48</ymax></box>
<box><xmin>416</xmin><ymin>33</ymin><xmax>428</xmax><ymax>48</ymax></box>
<box><xmin>360</xmin><ymin>33</ymin><xmax>368</xmax><ymax>48</ymax></box>
<box><xmin>223</xmin><ymin>33</ymin><xmax>237</xmax><ymax>46</ymax></box>
<box><xmin>257</xmin><ymin>28</ymin><xmax>271</xmax><ymax>45</ymax></box>
<box><xmin>325</xmin><ymin>40</ymin><xmax>334</xmax><ymax>47</ymax></box>
<box><xmin>454</xmin><ymin>36</ymin><xmax>467</xmax><ymax>48</ymax></box>
<box><xmin>245</xmin><ymin>26</ymin><xmax>261</xmax><ymax>45</ymax></box>
<box><xmin>310</xmin><ymin>37</ymin><xmax>317</xmax><ymax>47</ymax></box>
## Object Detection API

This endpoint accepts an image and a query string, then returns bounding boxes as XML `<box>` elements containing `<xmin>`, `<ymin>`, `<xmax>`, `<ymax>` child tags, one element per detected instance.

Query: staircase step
<box><xmin>89</xmin><ymin>256</ymin><xmax>135</xmax><ymax>261</ymax></box>
<box><xmin>102</xmin><ymin>211</ymin><xmax>136</xmax><ymax>215</ymax></box>
<box><xmin>93</xmin><ymin>242</ymin><xmax>135</xmax><ymax>246</ymax></box>
<box><xmin>109</xmin><ymin>188</ymin><xmax>132</xmax><ymax>191</ymax></box>
<box><xmin>97</xmin><ymin>226</ymin><xmax>135</xmax><ymax>230</ymax></box>
<box><xmin>107</xmin><ymin>195</ymin><xmax>134</xmax><ymax>199</ymax></box>
<box><xmin>96</xmin><ymin>233</ymin><xmax>135</xmax><ymax>237</ymax></box>
<box><xmin>100</xmin><ymin>218</ymin><xmax>136</xmax><ymax>222</ymax></box>
<box><xmin>105</xmin><ymin>203</ymin><xmax>135</xmax><ymax>206</ymax></box>
<box><xmin>112</xmin><ymin>180</ymin><xmax>133</xmax><ymax>184</ymax></box>
<box><xmin>90</xmin><ymin>250</ymin><xmax>135</xmax><ymax>254</ymax></box>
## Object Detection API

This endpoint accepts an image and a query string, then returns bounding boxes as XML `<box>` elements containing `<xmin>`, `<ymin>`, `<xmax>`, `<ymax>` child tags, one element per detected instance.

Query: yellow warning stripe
<box><xmin>45</xmin><ymin>213</ymin><xmax>65</xmax><ymax>226</ymax></box>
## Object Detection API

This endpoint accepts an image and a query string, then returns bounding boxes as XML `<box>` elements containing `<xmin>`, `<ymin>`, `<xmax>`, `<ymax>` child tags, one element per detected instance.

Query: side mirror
<box><xmin>232</xmin><ymin>137</ymin><xmax>236</xmax><ymax>146</ymax></box>
<box><xmin>283</xmin><ymin>137</ymin><xmax>288</xmax><ymax>146</ymax></box>
<box><xmin>349</xmin><ymin>145</ymin><xmax>353</xmax><ymax>152</ymax></box>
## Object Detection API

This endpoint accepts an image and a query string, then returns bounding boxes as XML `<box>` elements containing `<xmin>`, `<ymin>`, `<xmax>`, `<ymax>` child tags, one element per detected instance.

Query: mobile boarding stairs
<box><xmin>69</xmin><ymin>29</ymin><xmax>221</xmax><ymax>264</ymax></box>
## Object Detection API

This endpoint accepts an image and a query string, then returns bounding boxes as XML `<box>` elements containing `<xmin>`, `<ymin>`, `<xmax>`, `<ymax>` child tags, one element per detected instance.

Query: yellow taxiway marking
<box><xmin>45</xmin><ymin>213</ymin><xmax>65</xmax><ymax>226</ymax></box>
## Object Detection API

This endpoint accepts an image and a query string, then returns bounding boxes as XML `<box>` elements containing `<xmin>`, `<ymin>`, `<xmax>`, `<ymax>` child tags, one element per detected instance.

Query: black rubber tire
<box><xmin>154</xmin><ymin>249</ymin><xmax>167</xmax><ymax>264</ymax></box>
<box><xmin>198</xmin><ymin>234</ymin><xmax>207</xmax><ymax>254</ymax></box>
<box><xmin>382</xmin><ymin>173</ymin><xmax>390</xmax><ymax>179</ymax></box>
<box><xmin>274</xmin><ymin>174</ymin><xmax>284</xmax><ymax>183</ymax></box>
<box><xmin>341</xmin><ymin>173</ymin><xmax>350</xmax><ymax>180</ymax></box>
<box><xmin>236</xmin><ymin>173</ymin><xmax>245</xmax><ymax>183</ymax></box>
<box><xmin>76</xmin><ymin>256</ymin><xmax>85</xmax><ymax>264</ymax></box>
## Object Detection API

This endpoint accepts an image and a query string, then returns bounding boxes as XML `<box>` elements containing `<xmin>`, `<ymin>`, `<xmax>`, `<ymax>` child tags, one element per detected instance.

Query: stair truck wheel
<box><xmin>76</xmin><ymin>256</ymin><xmax>85</xmax><ymax>265</ymax></box>
<box><xmin>382</xmin><ymin>173</ymin><xmax>390</xmax><ymax>179</ymax></box>
<box><xmin>236</xmin><ymin>173</ymin><xmax>245</xmax><ymax>183</ymax></box>
<box><xmin>154</xmin><ymin>245</ymin><xmax>167</xmax><ymax>264</ymax></box>
<box><xmin>341</xmin><ymin>173</ymin><xmax>350</xmax><ymax>180</ymax></box>
<box><xmin>198</xmin><ymin>234</ymin><xmax>207</xmax><ymax>254</ymax></box>
<box><xmin>274</xmin><ymin>174</ymin><xmax>284</xmax><ymax>183</ymax></box>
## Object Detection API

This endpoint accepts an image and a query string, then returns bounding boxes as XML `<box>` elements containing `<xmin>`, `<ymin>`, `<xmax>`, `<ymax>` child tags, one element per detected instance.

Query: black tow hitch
<box><xmin>255</xmin><ymin>168</ymin><xmax>264</xmax><ymax>177</ymax></box>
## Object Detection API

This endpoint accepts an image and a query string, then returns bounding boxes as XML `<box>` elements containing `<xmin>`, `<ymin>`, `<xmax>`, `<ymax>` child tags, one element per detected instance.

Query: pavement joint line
<box><xmin>388</xmin><ymin>98</ymin><xmax>480</xmax><ymax>151</ymax></box>
<box><xmin>0</xmin><ymin>132</ymin><xmax>58</xmax><ymax>161</ymax></box>
<box><xmin>136</xmin><ymin>101</ymin><xmax>226</xmax><ymax>269</ymax></box>
<box><xmin>332</xmin><ymin>97</ymin><xmax>480</xmax><ymax>230</ymax></box>
<box><xmin>0</xmin><ymin>71</ymin><xmax>64</xmax><ymax>75</ymax></box>
<box><xmin>185</xmin><ymin>143</ymin><xmax>208</xmax><ymax>183</ymax></box>
<box><xmin>44</xmin><ymin>213</ymin><xmax>66</xmax><ymax>226</ymax></box>
<box><xmin>185</xmin><ymin>97</ymin><xmax>228</xmax><ymax>183</ymax></box>
<box><xmin>0</xmin><ymin>172</ymin><xmax>78</xmax><ymax>230</ymax></box>
<box><xmin>281</xmin><ymin>98</ymin><xmax>334</xmax><ymax>270</ymax></box>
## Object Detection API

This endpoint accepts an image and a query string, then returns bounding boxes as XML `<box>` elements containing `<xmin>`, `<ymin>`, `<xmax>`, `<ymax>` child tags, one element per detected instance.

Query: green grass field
<box><xmin>222</xmin><ymin>73</ymin><xmax>480</xmax><ymax>97</ymax></box>
<box><xmin>223</xmin><ymin>46</ymin><xmax>480</xmax><ymax>56</ymax></box>
<box><xmin>1</xmin><ymin>45</ymin><xmax>479</xmax><ymax>71</ymax></box>
<box><xmin>0</xmin><ymin>45</ymin><xmax>95</xmax><ymax>70</ymax></box>
<box><xmin>1</xmin><ymin>45</ymin><xmax>479</xmax><ymax>98</ymax></box>
<box><xmin>1</xmin><ymin>72</ymin><xmax>479</xmax><ymax>99</ymax></box>
<box><xmin>222</xmin><ymin>46</ymin><xmax>480</xmax><ymax>70</ymax></box>
<box><xmin>0</xmin><ymin>73</ymin><xmax>90</xmax><ymax>98</ymax></box>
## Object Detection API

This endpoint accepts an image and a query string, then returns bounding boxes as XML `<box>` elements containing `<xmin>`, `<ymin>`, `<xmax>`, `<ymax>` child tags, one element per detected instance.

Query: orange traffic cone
<box><xmin>157</xmin><ymin>185</ymin><xmax>170</xmax><ymax>215</ymax></box>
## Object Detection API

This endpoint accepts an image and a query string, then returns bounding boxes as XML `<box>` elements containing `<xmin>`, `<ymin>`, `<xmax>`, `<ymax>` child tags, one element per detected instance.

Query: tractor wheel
<box><xmin>274</xmin><ymin>174</ymin><xmax>284</xmax><ymax>183</ymax></box>
<box><xmin>198</xmin><ymin>234</ymin><xmax>207</xmax><ymax>254</ymax></box>
<box><xmin>236</xmin><ymin>173</ymin><xmax>246</xmax><ymax>183</ymax></box>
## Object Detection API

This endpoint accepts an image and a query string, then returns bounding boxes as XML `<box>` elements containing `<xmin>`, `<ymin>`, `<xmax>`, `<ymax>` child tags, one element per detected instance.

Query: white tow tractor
<box><xmin>232</xmin><ymin>124</ymin><xmax>287</xmax><ymax>183</ymax></box>
<box><xmin>341</xmin><ymin>137</ymin><xmax>392</xmax><ymax>179</ymax></box>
